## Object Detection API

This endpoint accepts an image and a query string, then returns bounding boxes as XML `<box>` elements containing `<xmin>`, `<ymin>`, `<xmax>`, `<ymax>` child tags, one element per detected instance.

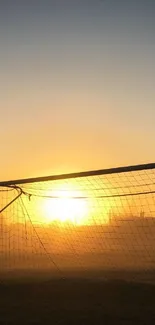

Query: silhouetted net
<box><xmin>1</xmin><ymin>164</ymin><xmax>155</xmax><ymax>282</ymax></box>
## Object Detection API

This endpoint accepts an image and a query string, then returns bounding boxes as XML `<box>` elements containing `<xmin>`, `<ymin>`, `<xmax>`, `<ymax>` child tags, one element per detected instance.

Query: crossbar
<box><xmin>0</xmin><ymin>163</ymin><xmax>155</xmax><ymax>186</ymax></box>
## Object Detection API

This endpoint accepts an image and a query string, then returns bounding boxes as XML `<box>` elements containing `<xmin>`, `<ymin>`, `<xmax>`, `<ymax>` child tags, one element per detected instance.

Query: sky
<box><xmin>0</xmin><ymin>0</ymin><xmax>155</xmax><ymax>180</ymax></box>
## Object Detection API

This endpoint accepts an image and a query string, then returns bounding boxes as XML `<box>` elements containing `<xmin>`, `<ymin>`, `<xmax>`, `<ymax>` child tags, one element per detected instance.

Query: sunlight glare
<box><xmin>42</xmin><ymin>186</ymin><xmax>88</xmax><ymax>225</ymax></box>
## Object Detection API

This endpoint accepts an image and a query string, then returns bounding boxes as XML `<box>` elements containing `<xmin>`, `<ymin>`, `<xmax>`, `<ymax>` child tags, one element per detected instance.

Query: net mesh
<box><xmin>1</xmin><ymin>165</ymin><xmax>155</xmax><ymax>281</ymax></box>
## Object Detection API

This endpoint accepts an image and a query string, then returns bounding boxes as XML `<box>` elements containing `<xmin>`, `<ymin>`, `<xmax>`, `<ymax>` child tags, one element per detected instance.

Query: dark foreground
<box><xmin>0</xmin><ymin>277</ymin><xmax>155</xmax><ymax>325</ymax></box>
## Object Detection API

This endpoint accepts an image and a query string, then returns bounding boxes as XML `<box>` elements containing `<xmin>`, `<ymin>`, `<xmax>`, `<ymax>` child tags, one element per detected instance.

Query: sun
<box><xmin>41</xmin><ymin>185</ymin><xmax>88</xmax><ymax>225</ymax></box>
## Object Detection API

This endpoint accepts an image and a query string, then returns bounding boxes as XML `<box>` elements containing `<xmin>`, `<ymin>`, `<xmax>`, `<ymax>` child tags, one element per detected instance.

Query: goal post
<box><xmin>0</xmin><ymin>163</ymin><xmax>155</xmax><ymax>281</ymax></box>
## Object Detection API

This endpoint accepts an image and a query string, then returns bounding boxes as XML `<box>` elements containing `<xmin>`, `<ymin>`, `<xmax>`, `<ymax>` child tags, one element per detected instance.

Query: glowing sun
<box><xmin>42</xmin><ymin>186</ymin><xmax>88</xmax><ymax>225</ymax></box>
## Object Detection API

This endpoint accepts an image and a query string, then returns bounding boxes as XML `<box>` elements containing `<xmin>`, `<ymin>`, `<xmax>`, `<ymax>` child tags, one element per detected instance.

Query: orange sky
<box><xmin>1</xmin><ymin>1</ymin><xmax>155</xmax><ymax>181</ymax></box>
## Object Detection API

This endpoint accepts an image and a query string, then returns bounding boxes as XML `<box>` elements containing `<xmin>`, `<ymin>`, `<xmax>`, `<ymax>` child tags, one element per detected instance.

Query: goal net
<box><xmin>0</xmin><ymin>163</ymin><xmax>155</xmax><ymax>281</ymax></box>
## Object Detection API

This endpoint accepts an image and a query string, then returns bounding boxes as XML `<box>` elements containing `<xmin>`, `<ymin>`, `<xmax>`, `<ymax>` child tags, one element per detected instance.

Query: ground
<box><xmin>0</xmin><ymin>275</ymin><xmax>155</xmax><ymax>324</ymax></box>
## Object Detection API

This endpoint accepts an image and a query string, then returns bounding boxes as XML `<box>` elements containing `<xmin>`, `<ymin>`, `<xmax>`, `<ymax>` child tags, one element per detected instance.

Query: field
<box><xmin>1</xmin><ymin>274</ymin><xmax>155</xmax><ymax>324</ymax></box>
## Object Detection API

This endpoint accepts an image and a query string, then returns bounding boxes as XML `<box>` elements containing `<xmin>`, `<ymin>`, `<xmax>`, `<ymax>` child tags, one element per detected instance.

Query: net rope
<box><xmin>0</xmin><ymin>164</ymin><xmax>155</xmax><ymax>282</ymax></box>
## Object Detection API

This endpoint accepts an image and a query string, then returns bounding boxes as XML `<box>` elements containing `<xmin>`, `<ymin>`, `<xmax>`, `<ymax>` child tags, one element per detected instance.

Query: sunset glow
<box><xmin>41</xmin><ymin>186</ymin><xmax>89</xmax><ymax>225</ymax></box>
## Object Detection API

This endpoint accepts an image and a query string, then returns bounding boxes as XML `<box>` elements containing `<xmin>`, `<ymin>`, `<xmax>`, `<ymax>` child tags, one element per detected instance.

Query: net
<box><xmin>1</xmin><ymin>163</ymin><xmax>155</xmax><ymax>282</ymax></box>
